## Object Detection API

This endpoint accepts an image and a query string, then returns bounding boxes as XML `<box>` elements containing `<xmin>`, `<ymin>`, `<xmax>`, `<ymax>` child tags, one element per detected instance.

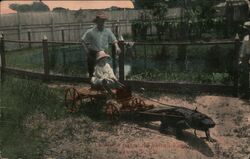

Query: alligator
<box><xmin>139</xmin><ymin>105</ymin><xmax>216</xmax><ymax>142</ymax></box>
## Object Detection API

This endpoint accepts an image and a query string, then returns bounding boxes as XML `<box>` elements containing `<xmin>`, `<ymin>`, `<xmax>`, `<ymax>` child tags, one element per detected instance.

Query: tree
<box><xmin>151</xmin><ymin>1</ymin><xmax>169</xmax><ymax>40</ymax></box>
<box><xmin>132</xmin><ymin>0</ymin><xmax>169</xmax><ymax>40</ymax></box>
<box><xmin>191</xmin><ymin>0</ymin><xmax>216</xmax><ymax>20</ymax></box>
<box><xmin>9</xmin><ymin>3</ymin><xmax>31</xmax><ymax>12</ymax></box>
<box><xmin>9</xmin><ymin>2</ymin><xmax>50</xmax><ymax>12</ymax></box>
<box><xmin>52</xmin><ymin>7</ymin><xmax>68</xmax><ymax>12</ymax></box>
<box><xmin>151</xmin><ymin>1</ymin><xmax>168</xmax><ymax>20</ymax></box>
<box><xmin>132</xmin><ymin>0</ymin><xmax>168</xmax><ymax>9</ymax></box>
<box><xmin>32</xmin><ymin>2</ymin><xmax>50</xmax><ymax>12</ymax></box>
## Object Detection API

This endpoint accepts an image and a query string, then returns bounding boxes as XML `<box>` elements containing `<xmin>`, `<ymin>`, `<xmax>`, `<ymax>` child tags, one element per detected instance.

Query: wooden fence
<box><xmin>0</xmin><ymin>10</ymin><xmax>142</xmax><ymax>50</ymax></box>
<box><xmin>0</xmin><ymin>34</ymin><xmax>248</xmax><ymax>98</ymax></box>
<box><xmin>0</xmin><ymin>20</ymin><xmax>131</xmax><ymax>51</ymax></box>
<box><xmin>0</xmin><ymin>10</ymin><xmax>141</xmax><ymax>27</ymax></box>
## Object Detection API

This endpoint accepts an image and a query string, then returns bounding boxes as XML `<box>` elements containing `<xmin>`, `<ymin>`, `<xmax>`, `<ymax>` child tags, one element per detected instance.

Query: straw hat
<box><xmin>93</xmin><ymin>11</ymin><xmax>108</xmax><ymax>23</ymax></box>
<box><xmin>96</xmin><ymin>51</ymin><xmax>110</xmax><ymax>61</ymax></box>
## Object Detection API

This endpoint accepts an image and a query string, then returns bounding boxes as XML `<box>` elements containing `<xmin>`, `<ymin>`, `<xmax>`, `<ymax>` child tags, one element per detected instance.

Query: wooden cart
<box><xmin>64</xmin><ymin>86</ymin><xmax>154</xmax><ymax>120</ymax></box>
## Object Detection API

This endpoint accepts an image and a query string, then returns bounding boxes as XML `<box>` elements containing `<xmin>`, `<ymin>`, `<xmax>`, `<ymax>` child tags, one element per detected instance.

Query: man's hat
<box><xmin>93</xmin><ymin>11</ymin><xmax>108</xmax><ymax>23</ymax></box>
<box><xmin>96</xmin><ymin>51</ymin><xmax>110</xmax><ymax>61</ymax></box>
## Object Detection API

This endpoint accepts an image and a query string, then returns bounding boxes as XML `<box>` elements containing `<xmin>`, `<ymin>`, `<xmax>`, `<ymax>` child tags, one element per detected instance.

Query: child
<box><xmin>91</xmin><ymin>51</ymin><xmax>123</xmax><ymax>94</ymax></box>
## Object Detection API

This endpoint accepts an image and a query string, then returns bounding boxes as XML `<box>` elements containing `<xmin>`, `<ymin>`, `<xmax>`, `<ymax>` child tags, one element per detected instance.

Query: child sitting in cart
<box><xmin>91</xmin><ymin>51</ymin><xmax>124</xmax><ymax>95</ymax></box>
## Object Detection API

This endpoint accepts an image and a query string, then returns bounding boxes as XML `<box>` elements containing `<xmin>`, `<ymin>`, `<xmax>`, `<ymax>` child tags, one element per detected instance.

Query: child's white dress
<box><xmin>91</xmin><ymin>63</ymin><xmax>117</xmax><ymax>88</ymax></box>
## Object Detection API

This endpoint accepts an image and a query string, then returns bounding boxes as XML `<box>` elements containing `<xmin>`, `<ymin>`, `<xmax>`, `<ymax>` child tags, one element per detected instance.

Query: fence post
<box><xmin>112</xmin><ymin>43</ymin><xmax>117</xmax><ymax>75</ymax></box>
<box><xmin>61</xmin><ymin>28</ymin><xmax>65</xmax><ymax>42</ymax></box>
<box><xmin>0</xmin><ymin>33</ymin><xmax>6</xmax><ymax>83</ymax></box>
<box><xmin>242</xmin><ymin>54</ymin><xmax>250</xmax><ymax>99</ymax></box>
<box><xmin>50</xmin><ymin>12</ymin><xmax>55</xmax><ymax>42</ymax></box>
<box><xmin>177</xmin><ymin>44</ymin><xmax>187</xmax><ymax>71</ymax></box>
<box><xmin>234</xmin><ymin>34</ymin><xmax>240</xmax><ymax>97</ymax></box>
<box><xmin>126</xmin><ymin>20</ymin><xmax>128</xmax><ymax>35</ymax></box>
<box><xmin>118</xmin><ymin>37</ymin><xmax>125</xmax><ymax>81</ymax></box>
<box><xmin>68</xmin><ymin>23</ymin><xmax>71</xmax><ymax>41</ymax></box>
<box><xmin>42</xmin><ymin>36</ymin><xmax>50</xmax><ymax>81</ymax></box>
<box><xmin>61</xmin><ymin>28</ymin><xmax>66</xmax><ymax>72</ymax></box>
<box><xmin>79</xmin><ymin>22</ymin><xmax>82</xmax><ymax>40</ymax></box>
<box><xmin>28</xmin><ymin>29</ymin><xmax>31</xmax><ymax>48</ymax></box>
<box><xmin>17</xmin><ymin>12</ymin><xmax>22</xmax><ymax>48</ymax></box>
<box><xmin>143</xmin><ymin>44</ymin><xmax>147</xmax><ymax>69</ymax></box>
<box><xmin>115</xmin><ymin>22</ymin><xmax>119</xmax><ymax>38</ymax></box>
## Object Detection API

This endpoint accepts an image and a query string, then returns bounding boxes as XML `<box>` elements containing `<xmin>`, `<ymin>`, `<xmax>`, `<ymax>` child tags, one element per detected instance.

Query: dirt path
<box><xmin>25</xmin><ymin>92</ymin><xmax>250</xmax><ymax>159</ymax></box>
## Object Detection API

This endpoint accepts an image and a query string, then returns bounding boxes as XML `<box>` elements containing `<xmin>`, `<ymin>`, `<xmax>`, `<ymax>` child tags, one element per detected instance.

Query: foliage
<box><xmin>131</xmin><ymin>20</ymin><xmax>151</xmax><ymax>40</ymax></box>
<box><xmin>132</xmin><ymin>0</ymin><xmax>152</xmax><ymax>9</ymax></box>
<box><xmin>225</xmin><ymin>0</ymin><xmax>249</xmax><ymax>22</ymax></box>
<box><xmin>132</xmin><ymin>0</ymin><xmax>227</xmax><ymax>41</ymax></box>
<box><xmin>132</xmin><ymin>0</ymin><xmax>168</xmax><ymax>19</ymax></box>
<box><xmin>131</xmin><ymin>0</ymin><xmax>169</xmax><ymax>40</ymax></box>
<box><xmin>132</xmin><ymin>0</ymin><xmax>168</xmax><ymax>9</ymax></box>
<box><xmin>74</xmin><ymin>9</ymin><xmax>88</xmax><ymax>22</ymax></box>
<box><xmin>189</xmin><ymin>0</ymin><xmax>216</xmax><ymax>20</ymax></box>
<box><xmin>128</xmin><ymin>70</ymin><xmax>232</xmax><ymax>85</ymax></box>
<box><xmin>151</xmin><ymin>1</ymin><xmax>168</xmax><ymax>20</ymax></box>
<box><xmin>52</xmin><ymin>7</ymin><xmax>68</xmax><ymax>12</ymax></box>
<box><xmin>125</xmin><ymin>43</ymin><xmax>234</xmax><ymax>85</ymax></box>
<box><xmin>9</xmin><ymin>2</ymin><xmax>50</xmax><ymax>12</ymax></box>
<box><xmin>133</xmin><ymin>0</ymin><xmax>216</xmax><ymax>20</ymax></box>
<box><xmin>151</xmin><ymin>0</ymin><xmax>168</xmax><ymax>38</ymax></box>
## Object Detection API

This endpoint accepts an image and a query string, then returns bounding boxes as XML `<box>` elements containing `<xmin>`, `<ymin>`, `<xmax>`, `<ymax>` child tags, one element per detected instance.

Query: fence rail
<box><xmin>0</xmin><ymin>20</ymin><xmax>132</xmax><ymax>50</ymax></box>
<box><xmin>0</xmin><ymin>35</ymin><xmax>248</xmax><ymax>98</ymax></box>
<box><xmin>125</xmin><ymin>41</ymin><xmax>237</xmax><ymax>46</ymax></box>
<box><xmin>0</xmin><ymin>20</ymin><xmax>130</xmax><ymax>30</ymax></box>
<box><xmin>0</xmin><ymin>21</ymin><xmax>128</xmax><ymax>50</ymax></box>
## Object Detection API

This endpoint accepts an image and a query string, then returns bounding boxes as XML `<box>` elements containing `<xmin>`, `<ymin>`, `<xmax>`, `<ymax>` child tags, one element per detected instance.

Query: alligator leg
<box><xmin>194</xmin><ymin>129</ymin><xmax>197</xmax><ymax>137</ymax></box>
<box><xmin>159</xmin><ymin>118</ymin><xmax>168</xmax><ymax>133</ymax></box>
<box><xmin>176</xmin><ymin>120</ymin><xmax>189</xmax><ymax>139</ymax></box>
<box><xmin>205</xmin><ymin>130</ymin><xmax>216</xmax><ymax>142</ymax></box>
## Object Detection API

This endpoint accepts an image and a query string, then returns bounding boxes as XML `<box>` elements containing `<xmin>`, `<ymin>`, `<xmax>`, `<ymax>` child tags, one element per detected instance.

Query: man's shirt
<box><xmin>81</xmin><ymin>27</ymin><xmax>117</xmax><ymax>52</ymax></box>
<box><xmin>240</xmin><ymin>35</ymin><xmax>250</xmax><ymax>58</ymax></box>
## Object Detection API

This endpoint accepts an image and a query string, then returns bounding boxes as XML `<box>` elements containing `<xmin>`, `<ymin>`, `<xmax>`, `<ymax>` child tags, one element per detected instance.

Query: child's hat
<box><xmin>96</xmin><ymin>51</ymin><xmax>110</xmax><ymax>61</ymax></box>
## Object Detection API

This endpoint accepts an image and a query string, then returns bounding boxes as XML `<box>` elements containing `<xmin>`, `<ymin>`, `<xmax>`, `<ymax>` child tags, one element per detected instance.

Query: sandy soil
<box><xmin>24</xmin><ymin>91</ymin><xmax>250</xmax><ymax>159</ymax></box>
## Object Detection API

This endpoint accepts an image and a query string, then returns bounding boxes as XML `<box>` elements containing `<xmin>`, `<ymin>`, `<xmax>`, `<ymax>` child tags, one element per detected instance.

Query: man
<box><xmin>239</xmin><ymin>21</ymin><xmax>250</xmax><ymax>99</ymax></box>
<box><xmin>239</xmin><ymin>21</ymin><xmax>250</xmax><ymax>60</ymax></box>
<box><xmin>81</xmin><ymin>11</ymin><xmax>121</xmax><ymax>77</ymax></box>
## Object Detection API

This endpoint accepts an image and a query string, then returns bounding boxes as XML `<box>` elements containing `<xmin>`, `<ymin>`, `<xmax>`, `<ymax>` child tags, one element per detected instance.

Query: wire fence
<box><xmin>1</xmin><ymin>34</ymin><xmax>248</xmax><ymax>96</ymax></box>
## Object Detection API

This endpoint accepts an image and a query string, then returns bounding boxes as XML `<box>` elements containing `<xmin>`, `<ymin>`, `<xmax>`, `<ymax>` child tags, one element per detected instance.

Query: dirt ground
<box><xmin>24</xmin><ymin>88</ymin><xmax>250</xmax><ymax>159</ymax></box>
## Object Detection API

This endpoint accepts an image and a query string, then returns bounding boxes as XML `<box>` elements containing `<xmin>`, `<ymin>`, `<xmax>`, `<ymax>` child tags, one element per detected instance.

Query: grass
<box><xmin>5</xmin><ymin>45</ymin><xmax>89</xmax><ymax>76</ymax></box>
<box><xmin>0</xmin><ymin>35</ymin><xmax>238</xmax><ymax>157</ymax></box>
<box><xmin>126</xmin><ymin>43</ymin><xmax>234</xmax><ymax>58</ymax></box>
<box><xmin>5</xmin><ymin>47</ymin><xmax>44</xmax><ymax>72</ymax></box>
<box><xmin>127</xmin><ymin>70</ymin><xmax>233</xmax><ymax>85</ymax></box>
<box><xmin>123</xmin><ymin>43</ymin><xmax>234</xmax><ymax>85</ymax></box>
<box><xmin>0</xmin><ymin>76</ymin><xmax>66</xmax><ymax>158</ymax></box>
<box><xmin>5</xmin><ymin>42</ymin><xmax>235</xmax><ymax>84</ymax></box>
<box><xmin>0</xmin><ymin>76</ymin><xmax>115</xmax><ymax>158</ymax></box>
<box><xmin>47</xmin><ymin>44</ymin><xmax>88</xmax><ymax>76</ymax></box>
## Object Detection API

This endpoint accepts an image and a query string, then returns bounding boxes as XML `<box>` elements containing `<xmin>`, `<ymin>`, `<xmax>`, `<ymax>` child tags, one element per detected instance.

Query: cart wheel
<box><xmin>131</xmin><ymin>97</ymin><xmax>146</xmax><ymax>111</ymax></box>
<box><xmin>105</xmin><ymin>101</ymin><xmax>120</xmax><ymax>121</ymax></box>
<box><xmin>65</xmin><ymin>88</ymin><xmax>81</xmax><ymax>113</ymax></box>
